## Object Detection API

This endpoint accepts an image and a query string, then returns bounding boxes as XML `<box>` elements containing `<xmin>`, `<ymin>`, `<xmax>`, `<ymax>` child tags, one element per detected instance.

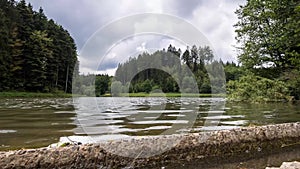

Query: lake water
<box><xmin>0</xmin><ymin>97</ymin><xmax>299</xmax><ymax>151</ymax></box>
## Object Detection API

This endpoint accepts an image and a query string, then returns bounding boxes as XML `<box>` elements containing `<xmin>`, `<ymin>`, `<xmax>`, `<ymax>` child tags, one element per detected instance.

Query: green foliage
<box><xmin>235</xmin><ymin>0</ymin><xmax>300</xmax><ymax>73</ymax></box>
<box><xmin>279</xmin><ymin>69</ymin><xmax>300</xmax><ymax>100</ymax></box>
<box><xmin>142</xmin><ymin>79</ymin><xmax>152</xmax><ymax>93</ymax></box>
<box><xmin>95</xmin><ymin>74</ymin><xmax>110</xmax><ymax>96</ymax></box>
<box><xmin>111</xmin><ymin>81</ymin><xmax>122</xmax><ymax>96</ymax></box>
<box><xmin>27</xmin><ymin>30</ymin><xmax>52</xmax><ymax>91</ymax></box>
<box><xmin>227</xmin><ymin>74</ymin><xmax>291</xmax><ymax>102</ymax></box>
<box><xmin>182</xmin><ymin>76</ymin><xmax>194</xmax><ymax>93</ymax></box>
<box><xmin>223</xmin><ymin>62</ymin><xmax>245</xmax><ymax>82</ymax></box>
<box><xmin>232</xmin><ymin>0</ymin><xmax>300</xmax><ymax>101</ymax></box>
<box><xmin>72</xmin><ymin>74</ymin><xmax>112</xmax><ymax>96</ymax></box>
<box><xmin>114</xmin><ymin>44</ymin><xmax>223</xmax><ymax>94</ymax></box>
<box><xmin>0</xmin><ymin>0</ymin><xmax>78</xmax><ymax>93</ymax></box>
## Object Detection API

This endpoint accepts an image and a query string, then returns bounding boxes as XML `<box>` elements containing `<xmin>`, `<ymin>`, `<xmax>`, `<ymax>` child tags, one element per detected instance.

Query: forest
<box><xmin>113</xmin><ymin>44</ymin><xmax>228</xmax><ymax>94</ymax></box>
<box><xmin>0</xmin><ymin>0</ymin><xmax>78</xmax><ymax>93</ymax></box>
<box><xmin>73</xmin><ymin>44</ymin><xmax>242</xmax><ymax>97</ymax></box>
<box><xmin>72</xmin><ymin>44</ymin><xmax>242</xmax><ymax>97</ymax></box>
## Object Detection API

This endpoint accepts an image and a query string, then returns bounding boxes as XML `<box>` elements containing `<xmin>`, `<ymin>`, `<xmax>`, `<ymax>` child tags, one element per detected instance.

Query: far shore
<box><xmin>112</xmin><ymin>92</ymin><xmax>225</xmax><ymax>97</ymax></box>
<box><xmin>0</xmin><ymin>91</ymin><xmax>225</xmax><ymax>98</ymax></box>
<box><xmin>0</xmin><ymin>91</ymin><xmax>74</xmax><ymax>98</ymax></box>
<box><xmin>1</xmin><ymin>92</ymin><xmax>297</xmax><ymax>103</ymax></box>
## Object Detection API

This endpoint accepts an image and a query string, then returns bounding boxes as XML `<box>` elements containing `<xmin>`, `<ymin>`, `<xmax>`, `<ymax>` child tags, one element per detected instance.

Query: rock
<box><xmin>266</xmin><ymin>161</ymin><xmax>300</xmax><ymax>169</ymax></box>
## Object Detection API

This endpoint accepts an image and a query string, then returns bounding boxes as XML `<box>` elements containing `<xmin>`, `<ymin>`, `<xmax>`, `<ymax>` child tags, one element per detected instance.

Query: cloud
<box><xmin>136</xmin><ymin>42</ymin><xmax>148</xmax><ymax>53</ymax></box>
<box><xmin>161</xmin><ymin>0</ymin><xmax>204</xmax><ymax>17</ymax></box>
<box><xmin>189</xmin><ymin>0</ymin><xmax>246</xmax><ymax>62</ymax></box>
<box><xmin>81</xmin><ymin>34</ymin><xmax>185</xmax><ymax>75</ymax></box>
<box><xmin>26</xmin><ymin>0</ymin><xmax>246</xmax><ymax>74</ymax></box>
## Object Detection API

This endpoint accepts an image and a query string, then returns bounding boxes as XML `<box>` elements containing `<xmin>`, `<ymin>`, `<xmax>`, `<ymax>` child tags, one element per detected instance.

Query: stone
<box><xmin>266</xmin><ymin>161</ymin><xmax>300</xmax><ymax>169</ymax></box>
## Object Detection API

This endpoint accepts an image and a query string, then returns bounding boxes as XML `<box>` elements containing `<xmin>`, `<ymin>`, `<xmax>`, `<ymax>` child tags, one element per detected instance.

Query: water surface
<box><xmin>0</xmin><ymin>98</ymin><xmax>75</xmax><ymax>150</ymax></box>
<box><xmin>0</xmin><ymin>97</ymin><xmax>299</xmax><ymax>150</ymax></box>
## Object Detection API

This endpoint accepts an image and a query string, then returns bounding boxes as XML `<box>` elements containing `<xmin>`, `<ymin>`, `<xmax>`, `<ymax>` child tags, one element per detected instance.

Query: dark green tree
<box><xmin>95</xmin><ymin>74</ymin><xmax>110</xmax><ymax>96</ymax></box>
<box><xmin>26</xmin><ymin>30</ymin><xmax>53</xmax><ymax>91</ymax></box>
<box><xmin>182</xmin><ymin>47</ymin><xmax>191</xmax><ymax>68</ymax></box>
<box><xmin>191</xmin><ymin>45</ymin><xmax>198</xmax><ymax>72</ymax></box>
<box><xmin>235</xmin><ymin>0</ymin><xmax>300</xmax><ymax>74</ymax></box>
<box><xmin>0</xmin><ymin>0</ymin><xmax>78</xmax><ymax>93</ymax></box>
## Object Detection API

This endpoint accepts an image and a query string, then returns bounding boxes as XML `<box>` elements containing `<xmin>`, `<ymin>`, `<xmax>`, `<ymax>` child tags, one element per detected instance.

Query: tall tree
<box><xmin>199</xmin><ymin>46</ymin><xmax>214</xmax><ymax>64</ymax></box>
<box><xmin>235</xmin><ymin>0</ymin><xmax>300</xmax><ymax>76</ymax></box>
<box><xmin>27</xmin><ymin>30</ymin><xmax>53</xmax><ymax>91</ymax></box>
<box><xmin>182</xmin><ymin>47</ymin><xmax>192</xmax><ymax>68</ymax></box>
<box><xmin>191</xmin><ymin>45</ymin><xmax>198</xmax><ymax>72</ymax></box>
<box><xmin>0</xmin><ymin>0</ymin><xmax>78</xmax><ymax>93</ymax></box>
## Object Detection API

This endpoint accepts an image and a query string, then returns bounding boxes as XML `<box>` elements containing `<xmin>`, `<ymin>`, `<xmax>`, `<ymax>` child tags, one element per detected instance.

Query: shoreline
<box><xmin>0</xmin><ymin>91</ymin><xmax>224</xmax><ymax>98</ymax></box>
<box><xmin>1</xmin><ymin>92</ymin><xmax>298</xmax><ymax>103</ymax></box>
<box><xmin>0</xmin><ymin>122</ymin><xmax>299</xmax><ymax>168</ymax></box>
<box><xmin>0</xmin><ymin>92</ymin><xmax>74</xmax><ymax>98</ymax></box>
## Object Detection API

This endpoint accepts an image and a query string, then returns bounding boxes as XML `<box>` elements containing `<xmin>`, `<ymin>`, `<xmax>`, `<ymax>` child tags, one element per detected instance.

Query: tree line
<box><xmin>0</xmin><ymin>0</ymin><xmax>78</xmax><ymax>93</ymax></box>
<box><xmin>72</xmin><ymin>74</ymin><xmax>112</xmax><ymax>97</ymax></box>
<box><xmin>76</xmin><ymin>46</ymin><xmax>242</xmax><ymax>97</ymax></box>
<box><xmin>112</xmin><ymin>44</ymin><xmax>225</xmax><ymax>94</ymax></box>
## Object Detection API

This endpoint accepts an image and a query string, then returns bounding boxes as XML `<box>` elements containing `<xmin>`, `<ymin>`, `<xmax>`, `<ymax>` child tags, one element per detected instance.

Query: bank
<box><xmin>108</xmin><ymin>92</ymin><xmax>225</xmax><ymax>97</ymax></box>
<box><xmin>0</xmin><ymin>122</ymin><xmax>299</xmax><ymax>168</ymax></box>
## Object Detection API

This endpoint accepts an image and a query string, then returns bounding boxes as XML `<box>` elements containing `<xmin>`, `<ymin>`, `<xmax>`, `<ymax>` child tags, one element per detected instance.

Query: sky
<box><xmin>26</xmin><ymin>0</ymin><xmax>246</xmax><ymax>75</ymax></box>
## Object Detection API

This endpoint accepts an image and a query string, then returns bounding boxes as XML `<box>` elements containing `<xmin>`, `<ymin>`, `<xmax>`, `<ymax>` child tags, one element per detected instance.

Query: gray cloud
<box><xmin>27</xmin><ymin>0</ymin><xmax>245</xmax><ymax>74</ymax></box>
<box><xmin>162</xmin><ymin>0</ymin><xmax>203</xmax><ymax>18</ymax></box>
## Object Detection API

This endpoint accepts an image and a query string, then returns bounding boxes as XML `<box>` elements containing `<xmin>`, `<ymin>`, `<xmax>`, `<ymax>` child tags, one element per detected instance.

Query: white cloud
<box><xmin>136</xmin><ymin>42</ymin><xmax>148</xmax><ymax>53</ymax></box>
<box><xmin>190</xmin><ymin>0</ymin><xmax>245</xmax><ymax>62</ymax></box>
<box><xmin>27</xmin><ymin>0</ymin><xmax>245</xmax><ymax>74</ymax></box>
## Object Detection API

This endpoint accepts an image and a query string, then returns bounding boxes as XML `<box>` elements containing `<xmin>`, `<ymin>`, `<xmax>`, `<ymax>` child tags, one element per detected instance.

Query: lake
<box><xmin>0</xmin><ymin>97</ymin><xmax>299</xmax><ymax>151</ymax></box>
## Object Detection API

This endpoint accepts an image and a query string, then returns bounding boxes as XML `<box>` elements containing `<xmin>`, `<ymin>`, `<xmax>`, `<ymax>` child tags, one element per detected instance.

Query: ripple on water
<box><xmin>198</xmin><ymin>110</ymin><xmax>225</xmax><ymax>114</ymax></box>
<box><xmin>143</xmin><ymin>126</ymin><xmax>172</xmax><ymax>130</ymax></box>
<box><xmin>220</xmin><ymin>120</ymin><xmax>249</xmax><ymax>126</ymax></box>
<box><xmin>166</xmin><ymin>114</ymin><xmax>186</xmax><ymax>117</ymax></box>
<box><xmin>129</xmin><ymin>120</ymin><xmax>189</xmax><ymax>124</ymax></box>
<box><xmin>0</xmin><ymin>130</ymin><xmax>17</xmax><ymax>134</ymax></box>
<box><xmin>192</xmin><ymin>125</ymin><xmax>240</xmax><ymax>131</ymax></box>
<box><xmin>54</xmin><ymin>111</ymin><xmax>75</xmax><ymax>114</ymax></box>
<box><xmin>202</xmin><ymin>115</ymin><xmax>233</xmax><ymax>120</ymax></box>
<box><xmin>137</xmin><ymin>110</ymin><xmax>193</xmax><ymax>114</ymax></box>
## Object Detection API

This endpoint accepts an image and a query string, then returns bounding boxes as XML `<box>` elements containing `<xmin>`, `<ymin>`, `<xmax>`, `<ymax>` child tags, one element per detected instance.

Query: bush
<box><xmin>111</xmin><ymin>81</ymin><xmax>122</xmax><ymax>96</ymax></box>
<box><xmin>142</xmin><ymin>79</ymin><xmax>152</xmax><ymax>93</ymax></box>
<box><xmin>227</xmin><ymin>74</ymin><xmax>291</xmax><ymax>102</ymax></box>
<box><xmin>280</xmin><ymin>69</ymin><xmax>300</xmax><ymax>100</ymax></box>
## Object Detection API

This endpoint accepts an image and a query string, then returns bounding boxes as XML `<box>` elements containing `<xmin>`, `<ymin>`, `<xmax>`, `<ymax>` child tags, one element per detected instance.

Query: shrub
<box><xmin>227</xmin><ymin>74</ymin><xmax>291</xmax><ymax>102</ymax></box>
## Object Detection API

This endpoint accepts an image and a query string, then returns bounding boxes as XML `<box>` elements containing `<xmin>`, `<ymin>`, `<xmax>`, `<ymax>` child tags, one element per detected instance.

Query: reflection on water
<box><xmin>0</xmin><ymin>97</ymin><xmax>300</xmax><ymax>151</ymax></box>
<box><xmin>73</xmin><ymin>97</ymin><xmax>300</xmax><ymax>138</ymax></box>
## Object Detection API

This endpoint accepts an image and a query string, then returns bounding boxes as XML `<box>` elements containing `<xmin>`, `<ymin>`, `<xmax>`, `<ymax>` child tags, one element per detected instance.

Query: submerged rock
<box><xmin>0</xmin><ymin>122</ymin><xmax>299</xmax><ymax>168</ymax></box>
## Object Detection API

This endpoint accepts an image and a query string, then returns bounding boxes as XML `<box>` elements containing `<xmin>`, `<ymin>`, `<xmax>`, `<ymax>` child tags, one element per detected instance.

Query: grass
<box><xmin>107</xmin><ymin>92</ymin><xmax>225</xmax><ymax>97</ymax></box>
<box><xmin>0</xmin><ymin>91</ymin><xmax>74</xmax><ymax>98</ymax></box>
